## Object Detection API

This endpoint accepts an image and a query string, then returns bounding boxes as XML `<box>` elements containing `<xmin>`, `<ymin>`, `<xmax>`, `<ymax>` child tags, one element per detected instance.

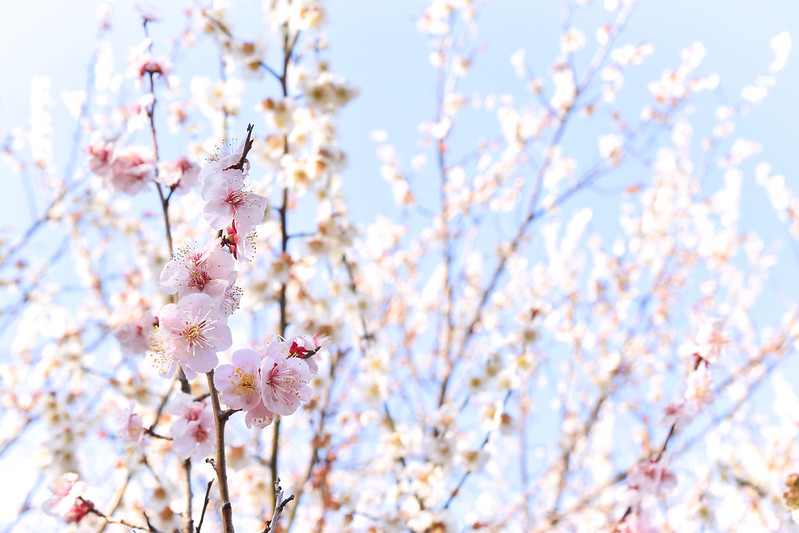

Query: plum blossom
<box><xmin>617</xmin><ymin>510</ymin><xmax>658</xmax><ymax>533</ymax></box>
<box><xmin>43</xmin><ymin>473</ymin><xmax>94</xmax><ymax>523</ymax></box>
<box><xmin>661</xmin><ymin>400</ymin><xmax>691</xmax><ymax>428</ymax></box>
<box><xmin>168</xmin><ymin>393</ymin><xmax>215</xmax><ymax>461</ymax></box>
<box><xmin>157</xmin><ymin>157</ymin><xmax>200</xmax><ymax>194</ymax></box>
<box><xmin>214</xmin><ymin>349</ymin><xmax>262</xmax><ymax>410</ymax></box>
<box><xmin>150</xmin><ymin>293</ymin><xmax>232</xmax><ymax>379</ymax></box>
<box><xmin>243</xmin><ymin>400</ymin><xmax>275</xmax><ymax>429</ymax></box>
<box><xmin>627</xmin><ymin>460</ymin><xmax>677</xmax><ymax>499</ymax></box>
<box><xmin>113</xmin><ymin>311</ymin><xmax>156</xmax><ymax>356</ymax></box>
<box><xmin>198</xmin><ymin>141</ymin><xmax>249</xmax><ymax>183</ymax></box>
<box><xmin>127</xmin><ymin>38</ymin><xmax>172</xmax><ymax>85</ymax></box>
<box><xmin>86</xmin><ymin>133</ymin><xmax>114</xmax><ymax>177</ymax></box>
<box><xmin>259</xmin><ymin>345</ymin><xmax>314</xmax><ymax>416</ymax></box>
<box><xmin>695</xmin><ymin>318</ymin><xmax>727</xmax><ymax>364</ymax></box>
<box><xmin>212</xmin><ymin>338</ymin><xmax>320</xmax><ymax>427</ymax></box>
<box><xmin>118</xmin><ymin>405</ymin><xmax>145</xmax><ymax>445</ymax></box>
<box><xmin>684</xmin><ymin>363</ymin><xmax>713</xmax><ymax>411</ymax></box>
<box><xmin>287</xmin><ymin>334</ymin><xmax>322</xmax><ymax>374</ymax></box>
<box><xmin>218</xmin><ymin>284</ymin><xmax>243</xmax><ymax>317</ymax></box>
<box><xmin>223</xmin><ymin>219</ymin><xmax>258</xmax><ymax>263</ymax></box>
<box><xmin>159</xmin><ymin>241</ymin><xmax>237</xmax><ymax>301</ymax></box>
<box><xmin>109</xmin><ymin>147</ymin><xmax>154</xmax><ymax>195</ymax></box>
<box><xmin>201</xmin><ymin>167</ymin><xmax>267</xmax><ymax>230</ymax></box>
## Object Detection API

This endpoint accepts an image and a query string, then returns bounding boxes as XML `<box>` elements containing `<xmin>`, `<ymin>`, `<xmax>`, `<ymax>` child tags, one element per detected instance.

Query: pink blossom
<box><xmin>214</xmin><ymin>349</ymin><xmax>262</xmax><ymax>410</ymax></box>
<box><xmin>287</xmin><ymin>334</ymin><xmax>322</xmax><ymax>374</ymax></box>
<box><xmin>201</xmin><ymin>168</ymin><xmax>267</xmax><ymax>230</ymax></box>
<box><xmin>617</xmin><ymin>510</ymin><xmax>658</xmax><ymax>533</ymax></box>
<box><xmin>150</xmin><ymin>293</ymin><xmax>232</xmax><ymax>379</ymax></box>
<box><xmin>218</xmin><ymin>284</ymin><xmax>243</xmax><ymax>317</ymax></box>
<box><xmin>157</xmin><ymin>157</ymin><xmax>200</xmax><ymax>194</ymax></box>
<box><xmin>684</xmin><ymin>363</ymin><xmax>713</xmax><ymax>411</ymax></box>
<box><xmin>119</xmin><ymin>406</ymin><xmax>145</xmax><ymax>445</ymax></box>
<box><xmin>695</xmin><ymin>318</ymin><xmax>727</xmax><ymax>364</ymax></box>
<box><xmin>86</xmin><ymin>133</ymin><xmax>114</xmax><ymax>178</ymax></box>
<box><xmin>43</xmin><ymin>473</ymin><xmax>94</xmax><ymax>523</ymax></box>
<box><xmin>127</xmin><ymin>38</ymin><xmax>172</xmax><ymax>81</ymax></box>
<box><xmin>243</xmin><ymin>400</ymin><xmax>275</xmax><ymax>429</ymax></box>
<box><xmin>198</xmin><ymin>142</ymin><xmax>249</xmax><ymax>182</ymax></box>
<box><xmin>159</xmin><ymin>241</ymin><xmax>237</xmax><ymax>301</ymax></box>
<box><xmin>259</xmin><ymin>343</ymin><xmax>314</xmax><ymax>416</ymax></box>
<box><xmin>224</xmin><ymin>219</ymin><xmax>258</xmax><ymax>263</ymax></box>
<box><xmin>168</xmin><ymin>393</ymin><xmax>215</xmax><ymax>461</ymax></box>
<box><xmin>661</xmin><ymin>400</ymin><xmax>692</xmax><ymax>428</ymax></box>
<box><xmin>113</xmin><ymin>312</ymin><xmax>156</xmax><ymax>356</ymax></box>
<box><xmin>627</xmin><ymin>460</ymin><xmax>677</xmax><ymax>498</ymax></box>
<box><xmin>109</xmin><ymin>147</ymin><xmax>154</xmax><ymax>195</ymax></box>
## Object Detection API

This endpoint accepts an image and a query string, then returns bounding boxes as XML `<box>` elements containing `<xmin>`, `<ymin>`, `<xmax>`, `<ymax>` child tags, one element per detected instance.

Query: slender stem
<box><xmin>207</xmin><ymin>371</ymin><xmax>234</xmax><ymax>532</ymax></box>
<box><xmin>86</xmin><ymin>499</ymin><xmax>151</xmax><ymax>531</ymax></box>
<box><xmin>196</xmin><ymin>480</ymin><xmax>215</xmax><ymax>533</ymax></box>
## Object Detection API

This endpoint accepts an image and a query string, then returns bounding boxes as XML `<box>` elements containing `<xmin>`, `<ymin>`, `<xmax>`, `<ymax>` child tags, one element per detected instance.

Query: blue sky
<box><xmin>3</xmin><ymin>1</ymin><xmax>798</xmax><ymax>228</ymax></box>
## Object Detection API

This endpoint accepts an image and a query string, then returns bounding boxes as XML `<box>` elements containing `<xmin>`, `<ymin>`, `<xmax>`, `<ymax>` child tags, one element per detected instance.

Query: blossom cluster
<box><xmin>148</xmin><ymin>143</ymin><xmax>268</xmax><ymax>379</ymax></box>
<box><xmin>214</xmin><ymin>336</ymin><xmax>320</xmax><ymax>428</ymax></box>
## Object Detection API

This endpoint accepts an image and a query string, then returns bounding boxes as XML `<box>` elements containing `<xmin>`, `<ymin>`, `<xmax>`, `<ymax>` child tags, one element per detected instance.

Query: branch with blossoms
<box><xmin>5</xmin><ymin>1</ymin><xmax>799</xmax><ymax>531</ymax></box>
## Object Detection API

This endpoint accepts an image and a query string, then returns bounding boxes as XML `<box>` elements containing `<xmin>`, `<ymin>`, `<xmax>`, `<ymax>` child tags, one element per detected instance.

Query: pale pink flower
<box><xmin>127</xmin><ymin>38</ymin><xmax>172</xmax><ymax>82</ymax></box>
<box><xmin>159</xmin><ymin>241</ymin><xmax>237</xmax><ymax>301</ymax></box>
<box><xmin>218</xmin><ymin>284</ymin><xmax>243</xmax><ymax>317</ymax></box>
<box><xmin>43</xmin><ymin>473</ymin><xmax>93</xmax><ymax>523</ymax></box>
<box><xmin>661</xmin><ymin>400</ymin><xmax>692</xmax><ymax>428</ymax></box>
<box><xmin>201</xmin><ymin>168</ymin><xmax>267</xmax><ymax>230</ymax></box>
<box><xmin>199</xmin><ymin>142</ymin><xmax>249</xmax><ymax>183</ymax></box>
<box><xmin>168</xmin><ymin>393</ymin><xmax>215</xmax><ymax>461</ymax></box>
<box><xmin>259</xmin><ymin>343</ymin><xmax>314</xmax><ymax>416</ymax></box>
<box><xmin>243</xmin><ymin>399</ymin><xmax>275</xmax><ymax>429</ymax></box>
<box><xmin>695</xmin><ymin>318</ymin><xmax>727</xmax><ymax>364</ymax></box>
<box><xmin>224</xmin><ymin>220</ymin><xmax>258</xmax><ymax>263</ymax></box>
<box><xmin>113</xmin><ymin>312</ymin><xmax>156</xmax><ymax>356</ymax></box>
<box><xmin>617</xmin><ymin>510</ymin><xmax>658</xmax><ymax>533</ymax></box>
<box><xmin>157</xmin><ymin>157</ymin><xmax>200</xmax><ymax>194</ymax></box>
<box><xmin>119</xmin><ymin>405</ymin><xmax>145</xmax><ymax>445</ymax></box>
<box><xmin>86</xmin><ymin>133</ymin><xmax>114</xmax><ymax>178</ymax></box>
<box><xmin>110</xmin><ymin>147</ymin><xmax>154</xmax><ymax>195</ymax></box>
<box><xmin>627</xmin><ymin>460</ymin><xmax>677</xmax><ymax>498</ymax></box>
<box><xmin>214</xmin><ymin>349</ymin><xmax>262</xmax><ymax>410</ymax></box>
<box><xmin>684</xmin><ymin>363</ymin><xmax>714</xmax><ymax>411</ymax></box>
<box><xmin>150</xmin><ymin>293</ymin><xmax>232</xmax><ymax>379</ymax></box>
<box><xmin>287</xmin><ymin>334</ymin><xmax>322</xmax><ymax>374</ymax></box>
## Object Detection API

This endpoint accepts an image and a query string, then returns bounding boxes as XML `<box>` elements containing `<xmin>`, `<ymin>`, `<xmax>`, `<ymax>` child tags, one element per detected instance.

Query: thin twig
<box><xmin>262</xmin><ymin>478</ymin><xmax>295</xmax><ymax>533</ymax></box>
<box><xmin>196</xmin><ymin>480</ymin><xmax>215</xmax><ymax>533</ymax></box>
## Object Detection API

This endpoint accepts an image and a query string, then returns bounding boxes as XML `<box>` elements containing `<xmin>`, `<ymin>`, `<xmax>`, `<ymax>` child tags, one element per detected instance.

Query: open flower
<box><xmin>695</xmin><ymin>318</ymin><xmax>727</xmax><ymax>364</ymax></box>
<box><xmin>224</xmin><ymin>219</ymin><xmax>258</xmax><ymax>264</ymax></box>
<box><xmin>168</xmin><ymin>393</ymin><xmax>215</xmax><ymax>461</ymax></box>
<box><xmin>43</xmin><ymin>473</ymin><xmax>94</xmax><ymax>523</ymax></box>
<box><xmin>214</xmin><ymin>349</ymin><xmax>262</xmax><ymax>410</ymax></box>
<box><xmin>259</xmin><ymin>342</ymin><xmax>314</xmax><ymax>416</ymax></box>
<box><xmin>157</xmin><ymin>156</ymin><xmax>200</xmax><ymax>194</ymax></box>
<box><xmin>159</xmin><ymin>241</ymin><xmax>237</xmax><ymax>301</ymax></box>
<box><xmin>243</xmin><ymin>400</ymin><xmax>275</xmax><ymax>429</ymax></box>
<box><xmin>627</xmin><ymin>460</ymin><xmax>677</xmax><ymax>499</ymax></box>
<box><xmin>150</xmin><ymin>293</ymin><xmax>232</xmax><ymax>379</ymax></box>
<box><xmin>109</xmin><ymin>147</ymin><xmax>154</xmax><ymax>195</ymax></box>
<box><xmin>201</xmin><ymin>168</ymin><xmax>267</xmax><ymax>230</ymax></box>
<box><xmin>113</xmin><ymin>311</ymin><xmax>156</xmax><ymax>356</ymax></box>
